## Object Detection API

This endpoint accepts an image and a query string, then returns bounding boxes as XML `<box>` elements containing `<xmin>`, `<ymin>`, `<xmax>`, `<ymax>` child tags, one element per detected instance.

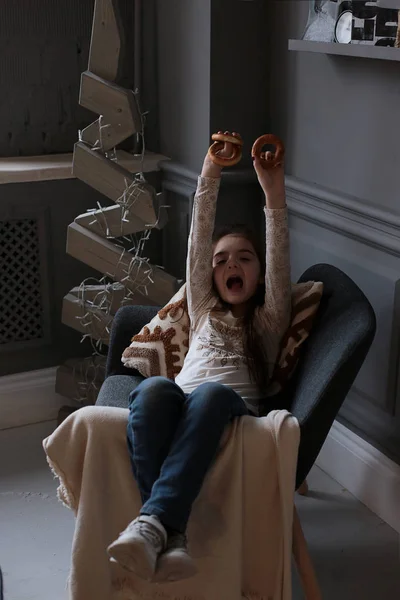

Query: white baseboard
<box><xmin>316</xmin><ymin>421</ymin><xmax>400</xmax><ymax>534</ymax></box>
<box><xmin>0</xmin><ymin>367</ymin><xmax>69</xmax><ymax>430</ymax></box>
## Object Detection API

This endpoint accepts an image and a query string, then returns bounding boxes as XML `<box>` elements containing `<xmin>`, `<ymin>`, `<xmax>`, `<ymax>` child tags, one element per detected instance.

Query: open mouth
<box><xmin>226</xmin><ymin>276</ymin><xmax>243</xmax><ymax>292</ymax></box>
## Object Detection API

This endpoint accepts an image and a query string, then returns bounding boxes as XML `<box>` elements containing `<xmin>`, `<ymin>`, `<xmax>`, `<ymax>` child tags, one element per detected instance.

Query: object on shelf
<box><xmin>397</xmin><ymin>11</ymin><xmax>400</xmax><ymax>45</ymax></box>
<box><xmin>352</xmin><ymin>0</ymin><xmax>399</xmax><ymax>46</ymax></box>
<box><xmin>378</xmin><ymin>0</ymin><xmax>400</xmax><ymax>7</ymax></box>
<box><xmin>303</xmin><ymin>0</ymin><xmax>341</xmax><ymax>42</ymax></box>
<box><xmin>335</xmin><ymin>1</ymin><xmax>353</xmax><ymax>43</ymax></box>
<box><xmin>377</xmin><ymin>1</ymin><xmax>400</xmax><ymax>48</ymax></box>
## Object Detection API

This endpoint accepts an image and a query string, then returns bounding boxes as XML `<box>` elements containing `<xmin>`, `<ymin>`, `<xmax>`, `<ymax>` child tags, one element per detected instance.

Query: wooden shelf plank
<box><xmin>0</xmin><ymin>150</ymin><xmax>169</xmax><ymax>185</ymax></box>
<box><xmin>0</xmin><ymin>154</ymin><xmax>74</xmax><ymax>184</ymax></box>
<box><xmin>73</xmin><ymin>142</ymin><xmax>159</xmax><ymax>224</ymax></box>
<box><xmin>80</xmin><ymin>118</ymin><xmax>130</xmax><ymax>152</ymax></box>
<box><xmin>75</xmin><ymin>192</ymin><xmax>167</xmax><ymax>237</ymax></box>
<box><xmin>62</xmin><ymin>292</ymin><xmax>113</xmax><ymax>346</ymax></box>
<box><xmin>289</xmin><ymin>39</ymin><xmax>400</xmax><ymax>62</ymax></box>
<box><xmin>79</xmin><ymin>71</ymin><xmax>142</xmax><ymax>144</ymax></box>
<box><xmin>66</xmin><ymin>221</ymin><xmax>179</xmax><ymax>306</ymax></box>
<box><xmin>88</xmin><ymin>0</ymin><xmax>121</xmax><ymax>82</ymax></box>
<box><xmin>75</xmin><ymin>203</ymin><xmax>147</xmax><ymax>237</ymax></box>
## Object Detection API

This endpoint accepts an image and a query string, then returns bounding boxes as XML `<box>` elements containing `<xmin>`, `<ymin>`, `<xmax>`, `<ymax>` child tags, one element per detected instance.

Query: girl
<box><xmin>108</xmin><ymin>131</ymin><xmax>291</xmax><ymax>584</ymax></box>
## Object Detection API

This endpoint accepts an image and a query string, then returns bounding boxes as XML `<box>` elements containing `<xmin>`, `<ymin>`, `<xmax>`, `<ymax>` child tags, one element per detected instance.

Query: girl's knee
<box><xmin>129</xmin><ymin>376</ymin><xmax>183</xmax><ymax>414</ymax></box>
<box><xmin>196</xmin><ymin>381</ymin><xmax>226</xmax><ymax>397</ymax></box>
<box><xmin>189</xmin><ymin>382</ymin><xmax>234</xmax><ymax>413</ymax></box>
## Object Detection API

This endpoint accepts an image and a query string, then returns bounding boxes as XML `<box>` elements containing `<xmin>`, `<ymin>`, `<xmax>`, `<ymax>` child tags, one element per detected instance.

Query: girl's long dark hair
<box><xmin>211</xmin><ymin>224</ymin><xmax>270</xmax><ymax>396</ymax></box>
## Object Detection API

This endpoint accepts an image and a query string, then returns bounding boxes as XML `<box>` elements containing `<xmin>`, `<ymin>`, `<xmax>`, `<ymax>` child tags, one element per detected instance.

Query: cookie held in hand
<box><xmin>251</xmin><ymin>134</ymin><xmax>285</xmax><ymax>170</ymax></box>
<box><xmin>208</xmin><ymin>131</ymin><xmax>243</xmax><ymax>167</ymax></box>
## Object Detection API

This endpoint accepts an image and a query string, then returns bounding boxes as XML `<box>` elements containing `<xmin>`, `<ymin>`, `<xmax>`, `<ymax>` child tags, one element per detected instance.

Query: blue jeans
<box><xmin>127</xmin><ymin>376</ymin><xmax>249</xmax><ymax>533</ymax></box>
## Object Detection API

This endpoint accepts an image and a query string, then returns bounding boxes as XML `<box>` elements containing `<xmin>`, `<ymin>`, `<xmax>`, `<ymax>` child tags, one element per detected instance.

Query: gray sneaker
<box><xmin>107</xmin><ymin>515</ymin><xmax>167</xmax><ymax>581</ymax></box>
<box><xmin>154</xmin><ymin>532</ymin><xmax>198</xmax><ymax>583</ymax></box>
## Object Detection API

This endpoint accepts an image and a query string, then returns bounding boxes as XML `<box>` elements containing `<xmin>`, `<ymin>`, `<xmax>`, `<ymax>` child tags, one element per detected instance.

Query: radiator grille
<box><xmin>0</xmin><ymin>219</ymin><xmax>45</xmax><ymax>345</ymax></box>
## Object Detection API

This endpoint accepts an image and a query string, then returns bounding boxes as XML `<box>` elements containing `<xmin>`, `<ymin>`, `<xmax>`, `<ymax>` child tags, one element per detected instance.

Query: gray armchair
<box><xmin>96</xmin><ymin>263</ymin><xmax>376</xmax><ymax>488</ymax></box>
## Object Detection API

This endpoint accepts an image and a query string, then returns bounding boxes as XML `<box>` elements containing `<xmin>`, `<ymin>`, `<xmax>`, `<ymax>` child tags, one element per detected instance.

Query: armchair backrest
<box><xmin>283</xmin><ymin>264</ymin><xmax>376</xmax><ymax>485</ymax></box>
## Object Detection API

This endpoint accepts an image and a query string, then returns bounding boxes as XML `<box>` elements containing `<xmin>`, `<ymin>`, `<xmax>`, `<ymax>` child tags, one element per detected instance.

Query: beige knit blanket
<box><xmin>43</xmin><ymin>406</ymin><xmax>300</xmax><ymax>600</ymax></box>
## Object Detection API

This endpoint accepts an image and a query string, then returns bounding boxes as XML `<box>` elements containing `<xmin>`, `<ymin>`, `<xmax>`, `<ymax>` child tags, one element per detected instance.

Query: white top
<box><xmin>175</xmin><ymin>310</ymin><xmax>261</xmax><ymax>412</ymax></box>
<box><xmin>175</xmin><ymin>176</ymin><xmax>292</xmax><ymax>416</ymax></box>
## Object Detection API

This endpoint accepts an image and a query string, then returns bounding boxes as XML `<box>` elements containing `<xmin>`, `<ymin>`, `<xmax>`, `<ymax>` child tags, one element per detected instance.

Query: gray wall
<box><xmin>0</xmin><ymin>0</ymin><xmax>94</xmax><ymax>156</ymax></box>
<box><xmin>267</xmin><ymin>1</ymin><xmax>400</xmax><ymax>463</ymax></box>
<box><xmin>156</xmin><ymin>0</ymin><xmax>272</xmax><ymax>282</ymax></box>
<box><xmin>157</xmin><ymin>0</ymin><xmax>212</xmax><ymax>172</ymax></box>
<box><xmin>267</xmin><ymin>2</ymin><xmax>399</xmax><ymax>211</ymax></box>
<box><xmin>0</xmin><ymin>0</ymin><xmax>136</xmax><ymax>157</ymax></box>
<box><xmin>156</xmin><ymin>0</ymin><xmax>272</xmax><ymax>174</ymax></box>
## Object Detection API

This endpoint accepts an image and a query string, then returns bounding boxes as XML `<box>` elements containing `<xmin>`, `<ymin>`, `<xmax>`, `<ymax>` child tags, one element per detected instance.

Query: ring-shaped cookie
<box><xmin>208</xmin><ymin>133</ymin><xmax>243</xmax><ymax>167</ymax></box>
<box><xmin>251</xmin><ymin>134</ymin><xmax>285</xmax><ymax>169</ymax></box>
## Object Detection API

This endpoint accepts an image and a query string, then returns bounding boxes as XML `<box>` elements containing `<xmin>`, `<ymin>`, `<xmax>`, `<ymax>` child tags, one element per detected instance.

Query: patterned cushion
<box><xmin>122</xmin><ymin>281</ymin><xmax>323</xmax><ymax>391</ymax></box>
<box><xmin>122</xmin><ymin>285</ymin><xmax>189</xmax><ymax>379</ymax></box>
<box><xmin>269</xmin><ymin>281</ymin><xmax>324</xmax><ymax>393</ymax></box>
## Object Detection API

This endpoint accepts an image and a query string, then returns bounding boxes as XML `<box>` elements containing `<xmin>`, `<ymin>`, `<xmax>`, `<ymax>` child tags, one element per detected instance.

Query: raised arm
<box><xmin>186</xmin><ymin>133</ymin><xmax>241</xmax><ymax>320</ymax></box>
<box><xmin>254</xmin><ymin>154</ymin><xmax>292</xmax><ymax>335</ymax></box>
<box><xmin>186</xmin><ymin>172</ymin><xmax>220</xmax><ymax>319</ymax></box>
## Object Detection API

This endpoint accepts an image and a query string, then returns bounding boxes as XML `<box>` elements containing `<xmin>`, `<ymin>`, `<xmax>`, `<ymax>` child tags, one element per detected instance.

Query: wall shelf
<box><xmin>0</xmin><ymin>150</ymin><xmax>169</xmax><ymax>185</ymax></box>
<box><xmin>289</xmin><ymin>39</ymin><xmax>400</xmax><ymax>62</ymax></box>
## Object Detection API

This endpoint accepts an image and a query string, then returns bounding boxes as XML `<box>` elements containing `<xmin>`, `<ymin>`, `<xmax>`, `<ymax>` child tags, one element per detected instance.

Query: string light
<box><xmin>69</xmin><ymin>98</ymin><xmax>164</xmax><ymax>404</ymax></box>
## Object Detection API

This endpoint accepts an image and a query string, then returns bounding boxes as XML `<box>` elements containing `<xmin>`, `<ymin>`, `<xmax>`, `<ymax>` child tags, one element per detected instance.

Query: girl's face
<box><xmin>212</xmin><ymin>234</ymin><xmax>263</xmax><ymax>309</ymax></box>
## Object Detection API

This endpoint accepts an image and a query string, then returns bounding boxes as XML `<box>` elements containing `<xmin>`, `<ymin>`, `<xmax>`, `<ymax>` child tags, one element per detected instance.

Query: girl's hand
<box><xmin>201</xmin><ymin>131</ymin><xmax>240</xmax><ymax>178</ymax></box>
<box><xmin>253</xmin><ymin>153</ymin><xmax>286</xmax><ymax>209</ymax></box>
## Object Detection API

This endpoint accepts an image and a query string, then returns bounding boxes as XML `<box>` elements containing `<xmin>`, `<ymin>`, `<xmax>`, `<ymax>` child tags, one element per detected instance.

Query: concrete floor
<box><xmin>0</xmin><ymin>420</ymin><xmax>399</xmax><ymax>600</ymax></box>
